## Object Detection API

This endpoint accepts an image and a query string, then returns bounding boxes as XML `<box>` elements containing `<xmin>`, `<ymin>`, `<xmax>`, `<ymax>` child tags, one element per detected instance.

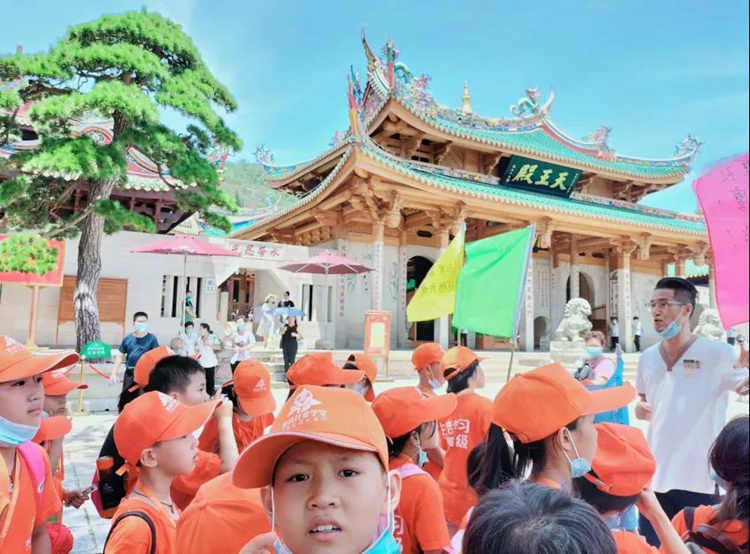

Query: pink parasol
<box><xmin>279</xmin><ymin>251</ymin><xmax>372</xmax><ymax>275</ymax></box>
<box><xmin>131</xmin><ymin>235</ymin><xmax>239</xmax><ymax>327</ymax></box>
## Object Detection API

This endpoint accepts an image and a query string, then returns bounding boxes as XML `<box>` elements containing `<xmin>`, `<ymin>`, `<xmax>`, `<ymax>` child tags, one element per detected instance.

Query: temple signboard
<box><xmin>501</xmin><ymin>156</ymin><xmax>581</xmax><ymax>198</ymax></box>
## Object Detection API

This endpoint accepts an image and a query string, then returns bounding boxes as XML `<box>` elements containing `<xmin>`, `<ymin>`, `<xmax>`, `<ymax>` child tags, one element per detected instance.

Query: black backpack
<box><xmin>91</xmin><ymin>425</ymin><xmax>128</xmax><ymax>518</ymax></box>
<box><xmin>683</xmin><ymin>506</ymin><xmax>749</xmax><ymax>554</ymax></box>
<box><xmin>104</xmin><ymin>511</ymin><xmax>156</xmax><ymax>554</ymax></box>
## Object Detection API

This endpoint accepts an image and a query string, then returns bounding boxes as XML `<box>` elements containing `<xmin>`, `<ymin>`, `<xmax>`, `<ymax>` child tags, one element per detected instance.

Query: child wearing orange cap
<box><xmin>104</xmin><ymin>391</ymin><xmax>219</xmax><ymax>554</ymax></box>
<box><xmin>437</xmin><ymin>346</ymin><xmax>492</xmax><ymax>531</ymax></box>
<box><xmin>144</xmin><ymin>356</ymin><xmax>238</xmax><ymax>510</ymax></box>
<box><xmin>412</xmin><ymin>343</ymin><xmax>445</xmax><ymax>397</ymax></box>
<box><xmin>671</xmin><ymin>416</ymin><xmax>749</xmax><ymax>554</ymax></box>
<box><xmin>233</xmin><ymin>385</ymin><xmax>402</xmax><ymax>554</ymax></box>
<box><xmin>574</xmin><ymin>423</ymin><xmax>690</xmax><ymax>554</ymax></box>
<box><xmin>286</xmin><ymin>352</ymin><xmax>364</xmax><ymax>399</ymax></box>
<box><xmin>198</xmin><ymin>360</ymin><xmax>276</xmax><ymax>454</ymax></box>
<box><xmin>0</xmin><ymin>335</ymin><xmax>78</xmax><ymax>553</ymax></box>
<box><xmin>371</xmin><ymin>387</ymin><xmax>456</xmax><ymax>554</ymax></box>
<box><xmin>477</xmin><ymin>362</ymin><xmax>635</xmax><ymax>494</ymax></box>
<box><xmin>175</xmin><ymin>473</ymin><xmax>271</xmax><ymax>554</ymax></box>
<box><xmin>41</xmin><ymin>369</ymin><xmax>91</xmax><ymax>511</ymax></box>
<box><xmin>343</xmin><ymin>353</ymin><xmax>378</xmax><ymax>401</ymax></box>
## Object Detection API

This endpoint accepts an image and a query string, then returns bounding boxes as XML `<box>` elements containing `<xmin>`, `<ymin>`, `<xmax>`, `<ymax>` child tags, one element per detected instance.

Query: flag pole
<box><xmin>506</xmin><ymin>336</ymin><xmax>516</xmax><ymax>384</ymax></box>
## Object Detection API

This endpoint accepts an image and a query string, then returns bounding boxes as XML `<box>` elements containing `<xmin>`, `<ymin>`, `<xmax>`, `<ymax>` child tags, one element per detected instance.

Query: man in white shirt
<box><xmin>635</xmin><ymin>277</ymin><xmax>749</xmax><ymax>546</ymax></box>
<box><xmin>608</xmin><ymin>317</ymin><xmax>620</xmax><ymax>350</ymax></box>
<box><xmin>632</xmin><ymin>316</ymin><xmax>643</xmax><ymax>352</ymax></box>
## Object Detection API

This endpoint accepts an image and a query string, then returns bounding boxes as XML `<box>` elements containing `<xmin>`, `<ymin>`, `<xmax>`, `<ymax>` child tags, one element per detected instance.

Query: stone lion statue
<box><xmin>694</xmin><ymin>308</ymin><xmax>726</xmax><ymax>342</ymax></box>
<box><xmin>553</xmin><ymin>298</ymin><xmax>593</xmax><ymax>342</ymax></box>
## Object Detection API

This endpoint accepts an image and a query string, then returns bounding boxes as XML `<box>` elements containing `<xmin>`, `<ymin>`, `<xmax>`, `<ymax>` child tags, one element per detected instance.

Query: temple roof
<box><xmin>258</xmin><ymin>34</ymin><xmax>701</xmax><ymax>186</ymax></box>
<box><xmin>240</xmin><ymin>135</ymin><xmax>706</xmax><ymax>239</ymax></box>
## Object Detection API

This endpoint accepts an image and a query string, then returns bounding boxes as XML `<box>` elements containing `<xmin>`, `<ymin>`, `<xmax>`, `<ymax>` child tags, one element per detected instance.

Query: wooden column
<box><xmin>569</xmin><ymin>234</ymin><xmax>580</xmax><ymax>299</ymax></box>
<box><xmin>437</xmin><ymin>229</ymin><xmax>451</xmax><ymax>348</ymax></box>
<box><xmin>616</xmin><ymin>241</ymin><xmax>637</xmax><ymax>352</ymax></box>
<box><xmin>675</xmin><ymin>257</ymin><xmax>686</xmax><ymax>278</ymax></box>
<box><xmin>371</xmin><ymin>221</ymin><xmax>385</xmax><ymax>310</ymax></box>
<box><xmin>397</xmin><ymin>231</ymin><xmax>409</xmax><ymax>348</ymax></box>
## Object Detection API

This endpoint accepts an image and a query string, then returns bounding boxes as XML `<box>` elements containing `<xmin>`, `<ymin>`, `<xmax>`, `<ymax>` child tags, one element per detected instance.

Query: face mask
<box><xmin>0</xmin><ymin>414</ymin><xmax>41</xmax><ymax>447</ymax></box>
<box><xmin>586</xmin><ymin>346</ymin><xmax>603</xmax><ymax>359</ymax></box>
<box><xmin>658</xmin><ymin>320</ymin><xmax>681</xmax><ymax>340</ymax></box>
<box><xmin>562</xmin><ymin>429</ymin><xmax>592</xmax><ymax>479</ymax></box>
<box><xmin>134</xmin><ymin>322</ymin><xmax>148</xmax><ymax>333</ymax></box>
<box><xmin>351</xmin><ymin>382</ymin><xmax>369</xmax><ymax>396</ymax></box>
<box><xmin>602</xmin><ymin>511</ymin><xmax>623</xmax><ymax>530</ymax></box>
<box><xmin>237</xmin><ymin>323</ymin><xmax>245</xmax><ymax>331</ymax></box>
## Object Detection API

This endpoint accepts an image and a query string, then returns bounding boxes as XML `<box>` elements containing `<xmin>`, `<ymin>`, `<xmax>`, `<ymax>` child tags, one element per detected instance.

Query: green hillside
<box><xmin>220</xmin><ymin>161</ymin><xmax>297</xmax><ymax>212</ymax></box>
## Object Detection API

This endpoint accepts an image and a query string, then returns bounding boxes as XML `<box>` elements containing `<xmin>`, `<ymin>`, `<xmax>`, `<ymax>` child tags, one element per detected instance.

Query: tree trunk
<box><xmin>74</xmin><ymin>179</ymin><xmax>116</xmax><ymax>351</ymax></box>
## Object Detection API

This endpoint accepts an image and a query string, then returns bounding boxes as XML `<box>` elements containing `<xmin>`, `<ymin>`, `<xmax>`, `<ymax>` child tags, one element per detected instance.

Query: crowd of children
<box><xmin>1</xmin><ymin>277</ymin><xmax>748</xmax><ymax>553</ymax></box>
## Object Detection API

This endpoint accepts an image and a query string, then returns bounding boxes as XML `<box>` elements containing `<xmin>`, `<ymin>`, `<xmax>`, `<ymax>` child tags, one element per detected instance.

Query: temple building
<box><xmin>236</xmin><ymin>34</ymin><xmax>711</xmax><ymax>352</ymax></box>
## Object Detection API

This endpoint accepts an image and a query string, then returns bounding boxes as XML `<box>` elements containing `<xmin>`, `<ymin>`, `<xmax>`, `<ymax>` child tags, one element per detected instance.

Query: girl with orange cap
<box><xmin>343</xmin><ymin>353</ymin><xmax>378</xmax><ymax>401</ymax></box>
<box><xmin>411</xmin><ymin>343</ymin><xmax>445</xmax><ymax>397</ymax></box>
<box><xmin>437</xmin><ymin>346</ymin><xmax>492</xmax><ymax>532</ymax></box>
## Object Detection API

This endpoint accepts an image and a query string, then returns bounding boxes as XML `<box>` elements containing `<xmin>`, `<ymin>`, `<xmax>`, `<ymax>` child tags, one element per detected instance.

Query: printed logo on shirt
<box><xmin>683</xmin><ymin>359</ymin><xmax>701</xmax><ymax>378</ymax></box>
<box><xmin>283</xmin><ymin>389</ymin><xmax>327</xmax><ymax>430</ymax></box>
<box><xmin>157</xmin><ymin>392</ymin><xmax>179</xmax><ymax>412</ymax></box>
<box><xmin>440</xmin><ymin>418</ymin><xmax>471</xmax><ymax>449</ymax></box>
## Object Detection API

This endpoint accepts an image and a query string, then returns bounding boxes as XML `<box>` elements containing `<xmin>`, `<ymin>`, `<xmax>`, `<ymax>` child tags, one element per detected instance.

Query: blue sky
<box><xmin>2</xmin><ymin>0</ymin><xmax>747</xmax><ymax>213</ymax></box>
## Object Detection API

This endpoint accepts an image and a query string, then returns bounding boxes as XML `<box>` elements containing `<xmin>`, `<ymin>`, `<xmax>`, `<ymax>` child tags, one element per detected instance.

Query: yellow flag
<box><xmin>407</xmin><ymin>225</ymin><xmax>465</xmax><ymax>322</ymax></box>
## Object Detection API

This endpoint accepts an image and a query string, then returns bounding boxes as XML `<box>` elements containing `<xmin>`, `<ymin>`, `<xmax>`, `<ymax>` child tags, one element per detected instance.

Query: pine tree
<box><xmin>0</xmin><ymin>10</ymin><xmax>240</xmax><ymax>349</ymax></box>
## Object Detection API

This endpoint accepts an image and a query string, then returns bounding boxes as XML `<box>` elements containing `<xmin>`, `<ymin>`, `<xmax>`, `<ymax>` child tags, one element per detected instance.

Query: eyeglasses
<box><xmin>646</xmin><ymin>300</ymin><xmax>685</xmax><ymax>311</ymax></box>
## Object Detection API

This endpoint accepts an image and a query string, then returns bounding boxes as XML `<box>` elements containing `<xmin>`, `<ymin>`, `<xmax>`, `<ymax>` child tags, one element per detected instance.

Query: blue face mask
<box><xmin>134</xmin><ymin>321</ymin><xmax>148</xmax><ymax>333</ymax></box>
<box><xmin>658</xmin><ymin>320</ymin><xmax>681</xmax><ymax>340</ymax></box>
<box><xmin>363</xmin><ymin>528</ymin><xmax>401</xmax><ymax>554</ymax></box>
<box><xmin>417</xmin><ymin>448</ymin><xmax>429</xmax><ymax>467</ymax></box>
<box><xmin>586</xmin><ymin>346</ymin><xmax>603</xmax><ymax>359</ymax></box>
<box><xmin>563</xmin><ymin>429</ymin><xmax>592</xmax><ymax>479</ymax></box>
<box><xmin>236</xmin><ymin>323</ymin><xmax>245</xmax><ymax>331</ymax></box>
<box><xmin>0</xmin><ymin>414</ymin><xmax>40</xmax><ymax>447</ymax></box>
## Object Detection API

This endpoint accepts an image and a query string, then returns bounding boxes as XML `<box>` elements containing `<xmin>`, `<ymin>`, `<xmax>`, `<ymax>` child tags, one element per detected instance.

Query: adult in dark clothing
<box><xmin>281</xmin><ymin>315</ymin><xmax>301</xmax><ymax>374</ymax></box>
<box><xmin>109</xmin><ymin>311</ymin><xmax>159</xmax><ymax>412</ymax></box>
<box><xmin>279</xmin><ymin>291</ymin><xmax>295</xmax><ymax>308</ymax></box>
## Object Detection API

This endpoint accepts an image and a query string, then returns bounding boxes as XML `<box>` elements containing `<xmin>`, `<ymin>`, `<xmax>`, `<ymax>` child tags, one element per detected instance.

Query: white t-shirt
<box><xmin>636</xmin><ymin>336</ymin><xmax>745</xmax><ymax>494</ymax></box>
<box><xmin>198</xmin><ymin>334</ymin><xmax>220</xmax><ymax>368</ymax></box>
<box><xmin>610</xmin><ymin>321</ymin><xmax>620</xmax><ymax>337</ymax></box>
<box><xmin>633</xmin><ymin>320</ymin><xmax>643</xmax><ymax>336</ymax></box>
<box><xmin>231</xmin><ymin>330</ymin><xmax>256</xmax><ymax>364</ymax></box>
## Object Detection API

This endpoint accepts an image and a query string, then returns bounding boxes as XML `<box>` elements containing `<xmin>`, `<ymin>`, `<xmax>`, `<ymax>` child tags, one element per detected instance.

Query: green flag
<box><xmin>452</xmin><ymin>225</ymin><xmax>535</xmax><ymax>338</ymax></box>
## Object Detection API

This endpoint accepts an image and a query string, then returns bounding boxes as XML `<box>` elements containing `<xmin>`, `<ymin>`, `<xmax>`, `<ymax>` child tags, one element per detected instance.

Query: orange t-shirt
<box><xmin>438</xmin><ymin>392</ymin><xmax>492</xmax><ymax>525</ymax></box>
<box><xmin>104</xmin><ymin>496</ymin><xmax>177</xmax><ymax>554</ymax></box>
<box><xmin>198</xmin><ymin>412</ymin><xmax>274</xmax><ymax>454</ymax></box>
<box><xmin>612</xmin><ymin>530</ymin><xmax>658</xmax><ymax>553</ymax></box>
<box><xmin>672</xmin><ymin>505</ymin><xmax>749</xmax><ymax>554</ymax></box>
<box><xmin>390</xmin><ymin>455</ymin><xmax>450</xmax><ymax>554</ymax></box>
<box><xmin>0</xmin><ymin>445</ymin><xmax>61</xmax><ymax>553</ymax></box>
<box><xmin>170</xmin><ymin>450</ymin><xmax>222</xmax><ymax>510</ymax></box>
<box><xmin>176</xmin><ymin>473</ymin><xmax>271</xmax><ymax>553</ymax></box>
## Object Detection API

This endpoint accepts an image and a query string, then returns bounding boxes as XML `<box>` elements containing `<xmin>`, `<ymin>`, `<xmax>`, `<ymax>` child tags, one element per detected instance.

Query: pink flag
<box><xmin>693</xmin><ymin>153</ymin><xmax>749</xmax><ymax>328</ymax></box>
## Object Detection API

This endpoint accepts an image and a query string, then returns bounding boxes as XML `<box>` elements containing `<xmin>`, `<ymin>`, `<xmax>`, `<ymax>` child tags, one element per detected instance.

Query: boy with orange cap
<box><xmin>343</xmin><ymin>352</ymin><xmax>378</xmax><ymax>401</ymax></box>
<box><xmin>175</xmin><ymin>473</ymin><xmax>271</xmax><ymax>554</ymax></box>
<box><xmin>371</xmin><ymin>387</ymin><xmax>456</xmax><ymax>554</ymax></box>
<box><xmin>286</xmin><ymin>352</ymin><xmax>364</xmax><ymax>398</ymax></box>
<box><xmin>233</xmin><ymin>385</ymin><xmax>403</xmax><ymax>554</ymax></box>
<box><xmin>41</xmin><ymin>368</ymin><xmax>91</xmax><ymax>510</ymax></box>
<box><xmin>104</xmin><ymin>391</ymin><xmax>219</xmax><ymax>554</ymax></box>
<box><xmin>575</xmin><ymin>423</ymin><xmax>690</xmax><ymax>554</ymax></box>
<box><xmin>198</xmin><ymin>359</ymin><xmax>276</xmax><ymax>454</ymax></box>
<box><xmin>437</xmin><ymin>346</ymin><xmax>492</xmax><ymax>532</ymax></box>
<box><xmin>0</xmin><ymin>334</ymin><xmax>78</xmax><ymax>553</ymax></box>
<box><xmin>412</xmin><ymin>343</ymin><xmax>445</xmax><ymax>397</ymax></box>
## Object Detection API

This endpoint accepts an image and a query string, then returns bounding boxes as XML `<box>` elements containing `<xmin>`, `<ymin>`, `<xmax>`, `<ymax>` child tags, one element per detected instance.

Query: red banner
<box><xmin>0</xmin><ymin>235</ymin><xmax>66</xmax><ymax>287</ymax></box>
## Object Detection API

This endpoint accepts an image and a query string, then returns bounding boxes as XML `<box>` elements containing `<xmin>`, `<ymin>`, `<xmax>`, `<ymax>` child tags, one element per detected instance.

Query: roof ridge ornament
<box><xmin>509</xmin><ymin>87</ymin><xmax>554</xmax><ymax>118</ymax></box>
<box><xmin>673</xmin><ymin>134</ymin><xmax>702</xmax><ymax>160</ymax></box>
<box><xmin>254</xmin><ymin>144</ymin><xmax>274</xmax><ymax>165</ymax></box>
<box><xmin>461</xmin><ymin>81</ymin><xmax>472</xmax><ymax>114</ymax></box>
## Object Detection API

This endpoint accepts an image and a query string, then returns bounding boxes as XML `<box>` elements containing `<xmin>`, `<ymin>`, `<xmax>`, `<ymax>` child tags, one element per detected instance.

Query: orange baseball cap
<box><xmin>441</xmin><ymin>346</ymin><xmax>481</xmax><ymax>380</ymax></box>
<box><xmin>129</xmin><ymin>345</ymin><xmax>174</xmax><ymax>392</ymax></box>
<box><xmin>42</xmin><ymin>368</ymin><xmax>88</xmax><ymax>396</ymax></box>
<box><xmin>371</xmin><ymin>386</ymin><xmax>457</xmax><ymax>438</ymax></box>
<box><xmin>0</xmin><ymin>335</ymin><xmax>79</xmax><ymax>383</ymax></box>
<box><xmin>492</xmin><ymin>363</ymin><xmax>636</xmax><ymax>443</ymax></box>
<box><xmin>585</xmin><ymin>423</ymin><xmax>656</xmax><ymax>497</ymax></box>
<box><xmin>412</xmin><ymin>343</ymin><xmax>445</xmax><ymax>371</ymax></box>
<box><xmin>33</xmin><ymin>415</ymin><xmax>72</xmax><ymax>443</ymax></box>
<box><xmin>347</xmin><ymin>353</ymin><xmax>378</xmax><ymax>401</ymax></box>
<box><xmin>114</xmin><ymin>391</ymin><xmax>218</xmax><ymax>467</ymax></box>
<box><xmin>176</xmin><ymin>473</ymin><xmax>271</xmax><ymax>554</ymax></box>
<box><xmin>287</xmin><ymin>352</ymin><xmax>363</xmax><ymax>387</ymax></box>
<box><xmin>233</xmin><ymin>385</ymin><xmax>388</xmax><ymax>489</ymax></box>
<box><xmin>225</xmin><ymin>360</ymin><xmax>276</xmax><ymax>417</ymax></box>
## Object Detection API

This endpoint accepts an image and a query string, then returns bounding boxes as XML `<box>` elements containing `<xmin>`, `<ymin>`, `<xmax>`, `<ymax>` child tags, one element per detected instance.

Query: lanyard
<box><xmin>0</xmin><ymin>452</ymin><xmax>22</xmax><ymax>544</ymax></box>
<box><xmin>134</xmin><ymin>481</ymin><xmax>179</xmax><ymax>525</ymax></box>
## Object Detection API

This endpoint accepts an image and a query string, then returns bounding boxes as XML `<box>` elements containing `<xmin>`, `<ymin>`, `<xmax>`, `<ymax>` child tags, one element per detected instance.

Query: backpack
<box><xmin>396</xmin><ymin>463</ymin><xmax>427</xmax><ymax>480</ymax></box>
<box><xmin>104</xmin><ymin>511</ymin><xmax>156</xmax><ymax>554</ymax></box>
<box><xmin>91</xmin><ymin>425</ymin><xmax>127</xmax><ymax>519</ymax></box>
<box><xmin>683</xmin><ymin>506</ymin><xmax>749</xmax><ymax>554</ymax></box>
<box><xmin>0</xmin><ymin>442</ymin><xmax>46</xmax><ymax>550</ymax></box>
